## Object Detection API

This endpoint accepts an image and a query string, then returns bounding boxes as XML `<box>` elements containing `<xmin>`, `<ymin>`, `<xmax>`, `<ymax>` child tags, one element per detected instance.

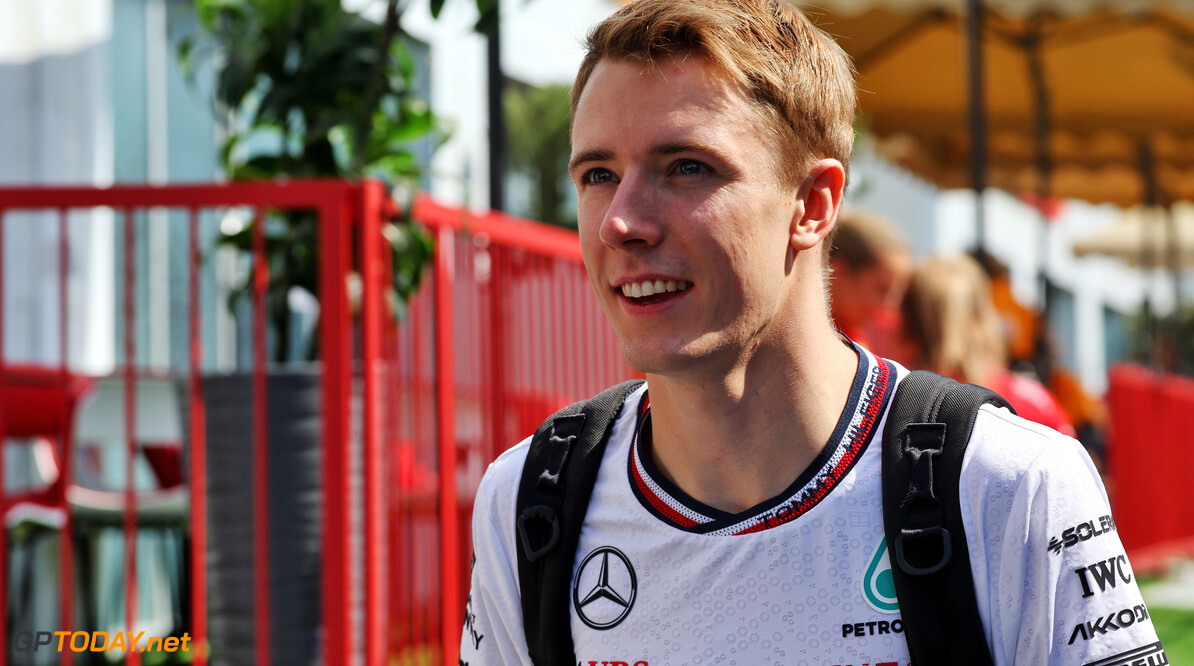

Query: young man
<box><xmin>460</xmin><ymin>1</ymin><xmax>1162</xmax><ymax>664</ymax></box>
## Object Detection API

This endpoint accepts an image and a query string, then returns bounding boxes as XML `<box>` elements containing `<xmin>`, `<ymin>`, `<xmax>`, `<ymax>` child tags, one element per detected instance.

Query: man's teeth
<box><xmin>621</xmin><ymin>279</ymin><xmax>691</xmax><ymax>298</ymax></box>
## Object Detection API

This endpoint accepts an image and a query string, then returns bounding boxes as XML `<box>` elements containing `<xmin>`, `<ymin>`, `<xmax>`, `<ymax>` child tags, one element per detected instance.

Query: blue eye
<box><xmin>585</xmin><ymin>168</ymin><xmax>614</xmax><ymax>184</ymax></box>
<box><xmin>675</xmin><ymin>159</ymin><xmax>708</xmax><ymax>176</ymax></box>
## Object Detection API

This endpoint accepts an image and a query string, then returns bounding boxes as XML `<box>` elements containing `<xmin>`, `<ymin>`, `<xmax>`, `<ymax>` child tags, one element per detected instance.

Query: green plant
<box><xmin>505</xmin><ymin>82</ymin><xmax>575</xmax><ymax>228</ymax></box>
<box><xmin>432</xmin><ymin>0</ymin><xmax>500</xmax><ymax>33</ymax></box>
<box><xmin>179</xmin><ymin>0</ymin><xmax>439</xmax><ymax>362</ymax></box>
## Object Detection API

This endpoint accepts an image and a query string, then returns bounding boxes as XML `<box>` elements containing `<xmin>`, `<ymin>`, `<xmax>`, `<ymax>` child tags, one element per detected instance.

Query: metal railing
<box><xmin>399</xmin><ymin>195</ymin><xmax>633</xmax><ymax>662</ymax></box>
<box><xmin>0</xmin><ymin>181</ymin><xmax>632</xmax><ymax>666</ymax></box>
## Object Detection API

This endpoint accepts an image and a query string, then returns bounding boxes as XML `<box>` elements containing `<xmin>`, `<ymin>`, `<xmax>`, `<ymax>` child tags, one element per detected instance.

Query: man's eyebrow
<box><xmin>569</xmin><ymin>149</ymin><xmax>614</xmax><ymax>172</ymax></box>
<box><xmin>570</xmin><ymin>142</ymin><xmax>731</xmax><ymax>171</ymax></box>
<box><xmin>651</xmin><ymin>141</ymin><xmax>738</xmax><ymax>168</ymax></box>
<box><xmin>649</xmin><ymin>141</ymin><xmax>721</xmax><ymax>158</ymax></box>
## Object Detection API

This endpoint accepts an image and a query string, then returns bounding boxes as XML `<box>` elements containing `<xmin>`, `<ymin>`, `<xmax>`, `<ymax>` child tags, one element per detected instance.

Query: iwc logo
<box><xmin>573</xmin><ymin>546</ymin><xmax>637</xmax><ymax>630</ymax></box>
<box><xmin>862</xmin><ymin>538</ymin><xmax>900</xmax><ymax>614</ymax></box>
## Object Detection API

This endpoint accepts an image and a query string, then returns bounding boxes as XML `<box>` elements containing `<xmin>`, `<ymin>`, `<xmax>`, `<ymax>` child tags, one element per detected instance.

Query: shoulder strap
<box><xmin>881</xmin><ymin>369</ymin><xmax>1014</xmax><ymax>666</ymax></box>
<box><xmin>515</xmin><ymin>379</ymin><xmax>645</xmax><ymax>666</ymax></box>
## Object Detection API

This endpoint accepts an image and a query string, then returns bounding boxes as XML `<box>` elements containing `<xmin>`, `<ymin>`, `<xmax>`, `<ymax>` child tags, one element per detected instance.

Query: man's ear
<box><xmin>790</xmin><ymin>159</ymin><xmax>846</xmax><ymax>252</ymax></box>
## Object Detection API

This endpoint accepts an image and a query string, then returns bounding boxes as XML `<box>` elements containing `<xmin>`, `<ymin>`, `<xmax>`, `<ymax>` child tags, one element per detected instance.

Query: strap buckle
<box><xmin>517</xmin><ymin>504</ymin><xmax>561</xmax><ymax>562</ymax></box>
<box><xmin>894</xmin><ymin>526</ymin><xmax>952</xmax><ymax>576</ymax></box>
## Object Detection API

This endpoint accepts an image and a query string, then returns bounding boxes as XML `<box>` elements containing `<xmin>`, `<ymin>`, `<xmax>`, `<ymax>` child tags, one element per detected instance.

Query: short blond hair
<box><xmin>571</xmin><ymin>0</ymin><xmax>857</xmax><ymax>187</ymax></box>
<box><xmin>901</xmin><ymin>254</ymin><xmax>1006</xmax><ymax>384</ymax></box>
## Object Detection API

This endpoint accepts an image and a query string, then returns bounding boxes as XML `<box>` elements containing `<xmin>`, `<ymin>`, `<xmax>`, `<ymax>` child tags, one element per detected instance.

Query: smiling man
<box><xmin>459</xmin><ymin>1</ymin><xmax>1161</xmax><ymax>665</ymax></box>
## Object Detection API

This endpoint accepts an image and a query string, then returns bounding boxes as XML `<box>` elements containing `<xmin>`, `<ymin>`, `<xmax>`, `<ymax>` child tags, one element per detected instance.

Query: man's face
<box><xmin>570</xmin><ymin>56</ymin><xmax>803</xmax><ymax>375</ymax></box>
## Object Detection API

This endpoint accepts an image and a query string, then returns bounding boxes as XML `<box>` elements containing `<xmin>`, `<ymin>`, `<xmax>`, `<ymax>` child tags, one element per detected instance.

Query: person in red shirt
<box><xmin>828</xmin><ymin>208</ymin><xmax>912</xmax><ymax>359</ymax></box>
<box><xmin>900</xmin><ymin>254</ymin><xmax>1076</xmax><ymax>436</ymax></box>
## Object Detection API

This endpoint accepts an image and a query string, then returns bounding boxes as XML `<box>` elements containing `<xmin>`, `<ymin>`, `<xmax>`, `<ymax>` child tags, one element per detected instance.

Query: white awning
<box><xmin>1073</xmin><ymin>202</ymin><xmax>1194</xmax><ymax>270</ymax></box>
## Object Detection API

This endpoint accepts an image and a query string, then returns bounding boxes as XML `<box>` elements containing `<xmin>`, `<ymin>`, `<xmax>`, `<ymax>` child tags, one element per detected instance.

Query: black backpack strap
<box><xmin>515</xmin><ymin>379</ymin><xmax>646</xmax><ymax>666</ymax></box>
<box><xmin>882</xmin><ymin>369</ymin><xmax>1014</xmax><ymax>666</ymax></box>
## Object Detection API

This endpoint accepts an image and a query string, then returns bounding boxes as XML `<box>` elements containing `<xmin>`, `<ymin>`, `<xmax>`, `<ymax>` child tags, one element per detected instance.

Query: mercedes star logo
<box><xmin>573</xmin><ymin>546</ymin><xmax>637</xmax><ymax>630</ymax></box>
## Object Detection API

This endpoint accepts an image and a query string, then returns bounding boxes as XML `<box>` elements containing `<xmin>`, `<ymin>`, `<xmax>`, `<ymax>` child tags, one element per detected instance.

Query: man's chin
<box><xmin>620</xmin><ymin>342</ymin><xmax>707</xmax><ymax>377</ymax></box>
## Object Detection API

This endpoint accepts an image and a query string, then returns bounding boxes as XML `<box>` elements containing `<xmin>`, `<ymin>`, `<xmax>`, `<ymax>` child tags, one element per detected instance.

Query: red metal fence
<box><xmin>390</xmin><ymin>195</ymin><xmax>633</xmax><ymax>663</ymax></box>
<box><xmin>0</xmin><ymin>181</ymin><xmax>630</xmax><ymax>666</ymax></box>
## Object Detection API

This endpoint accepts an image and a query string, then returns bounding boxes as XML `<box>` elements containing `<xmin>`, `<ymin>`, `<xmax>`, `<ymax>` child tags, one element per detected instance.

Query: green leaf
<box><xmin>181</xmin><ymin>0</ymin><xmax>468</xmax><ymax>357</ymax></box>
<box><xmin>178</xmin><ymin>37</ymin><xmax>195</xmax><ymax>76</ymax></box>
<box><xmin>390</xmin><ymin>105</ymin><xmax>435</xmax><ymax>142</ymax></box>
<box><xmin>219</xmin><ymin>133</ymin><xmax>243</xmax><ymax>171</ymax></box>
<box><xmin>229</xmin><ymin>154</ymin><xmax>284</xmax><ymax>180</ymax></box>
<box><xmin>391</xmin><ymin>39</ymin><xmax>416</xmax><ymax>82</ymax></box>
<box><xmin>474</xmin><ymin>5</ymin><xmax>499</xmax><ymax>34</ymax></box>
<box><xmin>370</xmin><ymin>153</ymin><xmax>419</xmax><ymax>179</ymax></box>
<box><xmin>430</xmin><ymin>0</ymin><xmax>446</xmax><ymax>18</ymax></box>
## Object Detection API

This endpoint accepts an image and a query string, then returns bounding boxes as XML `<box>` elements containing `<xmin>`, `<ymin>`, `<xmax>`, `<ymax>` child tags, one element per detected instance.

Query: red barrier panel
<box><xmin>1107</xmin><ymin>363</ymin><xmax>1194</xmax><ymax>558</ymax></box>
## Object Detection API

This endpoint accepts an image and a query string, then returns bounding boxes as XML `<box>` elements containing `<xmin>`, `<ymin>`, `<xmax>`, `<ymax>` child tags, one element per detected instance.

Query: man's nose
<box><xmin>598</xmin><ymin>172</ymin><xmax>663</xmax><ymax>249</ymax></box>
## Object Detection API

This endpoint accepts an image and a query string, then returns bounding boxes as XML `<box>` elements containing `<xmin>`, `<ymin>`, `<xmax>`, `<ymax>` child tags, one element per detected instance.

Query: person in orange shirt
<box><xmin>969</xmin><ymin>249</ymin><xmax>1038</xmax><ymax>366</ymax></box>
<box><xmin>969</xmin><ymin>250</ymin><xmax>1108</xmax><ymax>459</ymax></box>
<box><xmin>901</xmin><ymin>254</ymin><xmax>1076</xmax><ymax>437</ymax></box>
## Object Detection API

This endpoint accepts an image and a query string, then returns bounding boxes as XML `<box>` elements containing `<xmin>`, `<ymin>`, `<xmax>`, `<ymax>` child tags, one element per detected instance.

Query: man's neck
<box><xmin>642</xmin><ymin>324</ymin><xmax>859</xmax><ymax>514</ymax></box>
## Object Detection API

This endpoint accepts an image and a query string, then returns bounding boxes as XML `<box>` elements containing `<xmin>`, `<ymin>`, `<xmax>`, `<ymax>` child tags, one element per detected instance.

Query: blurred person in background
<box><xmin>969</xmin><ymin>249</ymin><xmax>1039</xmax><ymax>368</ymax></box>
<box><xmin>901</xmin><ymin>253</ymin><xmax>1077</xmax><ymax>437</ymax></box>
<box><xmin>1032</xmin><ymin>322</ymin><xmax>1111</xmax><ymax>469</ymax></box>
<box><xmin>969</xmin><ymin>250</ymin><xmax>1109</xmax><ymax>465</ymax></box>
<box><xmin>828</xmin><ymin>207</ymin><xmax>912</xmax><ymax>359</ymax></box>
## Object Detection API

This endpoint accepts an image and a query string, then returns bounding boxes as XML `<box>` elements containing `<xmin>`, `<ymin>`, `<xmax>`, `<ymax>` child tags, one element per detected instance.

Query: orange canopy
<box><xmin>794</xmin><ymin>0</ymin><xmax>1194</xmax><ymax>205</ymax></box>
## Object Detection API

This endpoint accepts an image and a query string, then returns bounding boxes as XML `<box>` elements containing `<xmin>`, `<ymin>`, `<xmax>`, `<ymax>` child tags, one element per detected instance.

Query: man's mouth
<box><xmin>619</xmin><ymin>279</ymin><xmax>691</xmax><ymax>305</ymax></box>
